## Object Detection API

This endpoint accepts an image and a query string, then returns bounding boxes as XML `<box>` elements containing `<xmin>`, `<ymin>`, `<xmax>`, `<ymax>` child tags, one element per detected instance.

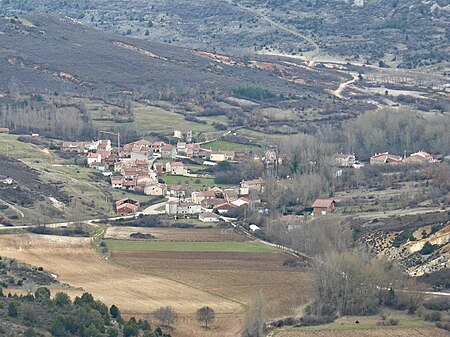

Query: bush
<box><xmin>24</xmin><ymin>327</ymin><xmax>37</xmax><ymax>337</ymax></box>
<box><xmin>420</xmin><ymin>242</ymin><xmax>437</xmax><ymax>255</ymax></box>
<box><xmin>436</xmin><ymin>321</ymin><xmax>450</xmax><ymax>332</ymax></box>
<box><xmin>22</xmin><ymin>304</ymin><xmax>37</xmax><ymax>325</ymax></box>
<box><xmin>424</xmin><ymin>297</ymin><xmax>450</xmax><ymax>311</ymax></box>
<box><xmin>8</xmin><ymin>301</ymin><xmax>18</xmax><ymax>317</ymax></box>
<box><xmin>54</xmin><ymin>292</ymin><xmax>71</xmax><ymax>307</ymax></box>
<box><xmin>424</xmin><ymin>311</ymin><xmax>441</xmax><ymax>322</ymax></box>
<box><xmin>377</xmin><ymin>318</ymin><xmax>399</xmax><ymax>326</ymax></box>
<box><xmin>271</xmin><ymin>317</ymin><xmax>297</xmax><ymax>328</ymax></box>
<box><xmin>299</xmin><ymin>315</ymin><xmax>336</xmax><ymax>326</ymax></box>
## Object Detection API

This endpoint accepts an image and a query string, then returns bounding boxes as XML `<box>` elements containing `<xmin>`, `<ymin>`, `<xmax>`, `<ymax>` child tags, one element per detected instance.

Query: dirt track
<box><xmin>0</xmin><ymin>234</ymin><xmax>244</xmax><ymax>337</ymax></box>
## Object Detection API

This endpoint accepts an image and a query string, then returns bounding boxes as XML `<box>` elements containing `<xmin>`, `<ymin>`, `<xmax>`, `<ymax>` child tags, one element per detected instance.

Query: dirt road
<box><xmin>332</xmin><ymin>74</ymin><xmax>359</xmax><ymax>98</ymax></box>
<box><xmin>226</xmin><ymin>0</ymin><xmax>320</xmax><ymax>60</ymax></box>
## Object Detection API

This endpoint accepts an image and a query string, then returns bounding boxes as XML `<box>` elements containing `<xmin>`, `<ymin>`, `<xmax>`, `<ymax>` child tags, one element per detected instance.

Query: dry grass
<box><xmin>0</xmin><ymin>234</ymin><xmax>244</xmax><ymax>337</ymax></box>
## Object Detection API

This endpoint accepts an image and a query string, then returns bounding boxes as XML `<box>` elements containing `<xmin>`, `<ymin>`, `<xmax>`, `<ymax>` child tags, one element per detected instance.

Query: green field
<box><xmin>203</xmin><ymin>140</ymin><xmax>262</xmax><ymax>154</ymax></box>
<box><xmin>161</xmin><ymin>175</ymin><xmax>231</xmax><ymax>189</ymax></box>
<box><xmin>105</xmin><ymin>240</ymin><xmax>279</xmax><ymax>253</ymax></box>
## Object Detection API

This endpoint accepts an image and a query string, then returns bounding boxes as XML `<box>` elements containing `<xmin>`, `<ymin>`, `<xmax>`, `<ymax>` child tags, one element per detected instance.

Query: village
<box><xmin>55</xmin><ymin>126</ymin><xmax>446</xmax><ymax>222</ymax></box>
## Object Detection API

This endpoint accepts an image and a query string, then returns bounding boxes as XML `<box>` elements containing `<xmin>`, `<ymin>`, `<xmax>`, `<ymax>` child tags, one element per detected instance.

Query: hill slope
<box><xmin>1</xmin><ymin>0</ymin><xmax>448</xmax><ymax>68</ymax></box>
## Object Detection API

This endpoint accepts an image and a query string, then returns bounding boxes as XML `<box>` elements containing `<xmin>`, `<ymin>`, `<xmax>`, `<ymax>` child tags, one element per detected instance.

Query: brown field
<box><xmin>104</xmin><ymin>227</ymin><xmax>249</xmax><ymax>242</ymax></box>
<box><xmin>106</xmin><ymin>226</ymin><xmax>312</xmax><ymax>319</ymax></box>
<box><xmin>0</xmin><ymin>234</ymin><xmax>245</xmax><ymax>337</ymax></box>
<box><xmin>275</xmin><ymin>327</ymin><xmax>450</xmax><ymax>337</ymax></box>
<box><xmin>111</xmin><ymin>250</ymin><xmax>311</xmax><ymax>319</ymax></box>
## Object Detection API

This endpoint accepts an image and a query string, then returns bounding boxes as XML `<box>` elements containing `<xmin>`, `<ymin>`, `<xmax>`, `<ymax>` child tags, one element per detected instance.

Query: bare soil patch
<box><xmin>111</xmin><ymin>250</ymin><xmax>311</xmax><ymax>319</ymax></box>
<box><xmin>105</xmin><ymin>226</ymin><xmax>249</xmax><ymax>242</ymax></box>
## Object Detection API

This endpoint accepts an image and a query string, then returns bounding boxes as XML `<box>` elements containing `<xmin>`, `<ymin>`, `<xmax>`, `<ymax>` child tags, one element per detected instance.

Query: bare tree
<box><xmin>196</xmin><ymin>306</ymin><xmax>215</xmax><ymax>328</ymax></box>
<box><xmin>399</xmin><ymin>278</ymin><xmax>426</xmax><ymax>314</ymax></box>
<box><xmin>266</xmin><ymin>216</ymin><xmax>353</xmax><ymax>257</ymax></box>
<box><xmin>153</xmin><ymin>306</ymin><xmax>178</xmax><ymax>327</ymax></box>
<box><xmin>243</xmin><ymin>291</ymin><xmax>265</xmax><ymax>337</ymax></box>
<box><xmin>308</xmin><ymin>251</ymin><xmax>399</xmax><ymax>317</ymax></box>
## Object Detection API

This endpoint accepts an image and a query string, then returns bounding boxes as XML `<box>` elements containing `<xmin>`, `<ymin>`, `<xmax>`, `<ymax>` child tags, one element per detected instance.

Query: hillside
<box><xmin>0</xmin><ymin>14</ymin><xmax>303</xmax><ymax>96</ymax></box>
<box><xmin>1</xmin><ymin>0</ymin><xmax>449</xmax><ymax>68</ymax></box>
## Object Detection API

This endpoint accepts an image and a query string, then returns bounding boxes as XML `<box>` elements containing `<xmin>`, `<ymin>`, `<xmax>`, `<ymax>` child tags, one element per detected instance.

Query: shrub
<box><xmin>424</xmin><ymin>297</ymin><xmax>450</xmax><ymax>311</ymax></box>
<box><xmin>24</xmin><ymin>327</ymin><xmax>37</xmax><ymax>337</ymax></box>
<box><xmin>420</xmin><ymin>242</ymin><xmax>436</xmax><ymax>255</ymax></box>
<box><xmin>299</xmin><ymin>315</ymin><xmax>336</xmax><ymax>326</ymax></box>
<box><xmin>377</xmin><ymin>318</ymin><xmax>399</xmax><ymax>326</ymax></box>
<box><xmin>110</xmin><ymin>304</ymin><xmax>121</xmax><ymax>319</ymax></box>
<box><xmin>54</xmin><ymin>292</ymin><xmax>71</xmax><ymax>307</ymax></box>
<box><xmin>22</xmin><ymin>304</ymin><xmax>37</xmax><ymax>325</ymax></box>
<box><xmin>424</xmin><ymin>311</ymin><xmax>441</xmax><ymax>322</ymax></box>
<box><xmin>35</xmin><ymin>287</ymin><xmax>51</xmax><ymax>302</ymax></box>
<box><xmin>8</xmin><ymin>301</ymin><xmax>18</xmax><ymax>317</ymax></box>
<box><xmin>436</xmin><ymin>321</ymin><xmax>450</xmax><ymax>332</ymax></box>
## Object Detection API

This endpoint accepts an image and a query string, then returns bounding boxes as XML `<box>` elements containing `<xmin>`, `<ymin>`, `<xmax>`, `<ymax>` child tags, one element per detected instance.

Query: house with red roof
<box><xmin>115</xmin><ymin>198</ymin><xmax>140</xmax><ymax>214</ymax></box>
<box><xmin>213</xmin><ymin>202</ymin><xmax>238</xmax><ymax>214</ymax></box>
<box><xmin>370</xmin><ymin>152</ymin><xmax>403</xmax><ymax>165</ymax></box>
<box><xmin>151</xmin><ymin>141</ymin><xmax>165</xmax><ymax>153</ymax></box>
<box><xmin>87</xmin><ymin>152</ymin><xmax>102</xmax><ymax>166</ymax></box>
<box><xmin>111</xmin><ymin>176</ymin><xmax>124</xmax><ymax>189</ymax></box>
<box><xmin>144</xmin><ymin>182</ymin><xmax>167</xmax><ymax>196</ymax></box>
<box><xmin>240</xmin><ymin>178</ymin><xmax>265</xmax><ymax>193</ymax></box>
<box><xmin>166</xmin><ymin>161</ymin><xmax>187</xmax><ymax>175</ymax></box>
<box><xmin>312</xmin><ymin>199</ymin><xmax>336</xmax><ymax>215</ymax></box>
<box><xmin>404</xmin><ymin>151</ymin><xmax>438</xmax><ymax>164</ymax></box>
<box><xmin>169</xmin><ymin>184</ymin><xmax>195</xmax><ymax>199</ymax></box>
<box><xmin>161</xmin><ymin>144</ymin><xmax>177</xmax><ymax>158</ymax></box>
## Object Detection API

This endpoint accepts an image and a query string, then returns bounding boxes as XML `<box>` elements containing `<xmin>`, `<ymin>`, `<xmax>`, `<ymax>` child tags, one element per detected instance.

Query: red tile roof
<box><xmin>312</xmin><ymin>199</ymin><xmax>335</xmax><ymax>208</ymax></box>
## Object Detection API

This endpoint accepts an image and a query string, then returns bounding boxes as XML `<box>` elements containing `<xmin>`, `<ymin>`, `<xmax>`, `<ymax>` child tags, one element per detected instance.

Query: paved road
<box><xmin>0</xmin><ymin>200</ymin><xmax>167</xmax><ymax>230</ymax></box>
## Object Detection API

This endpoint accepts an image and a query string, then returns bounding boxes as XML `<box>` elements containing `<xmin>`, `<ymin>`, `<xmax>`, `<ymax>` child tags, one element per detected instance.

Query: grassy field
<box><xmin>295</xmin><ymin>313</ymin><xmax>432</xmax><ymax>332</ymax></box>
<box><xmin>272</xmin><ymin>311</ymin><xmax>443</xmax><ymax>337</ymax></box>
<box><xmin>204</xmin><ymin>140</ymin><xmax>262</xmax><ymax>153</ymax></box>
<box><xmin>105</xmin><ymin>239</ymin><xmax>279</xmax><ymax>253</ymax></box>
<box><xmin>92</xmin><ymin>102</ymin><xmax>215</xmax><ymax>138</ymax></box>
